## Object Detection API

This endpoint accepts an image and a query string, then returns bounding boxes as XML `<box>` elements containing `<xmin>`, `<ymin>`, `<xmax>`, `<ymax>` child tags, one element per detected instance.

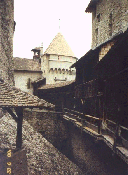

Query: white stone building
<box><xmin>13</xmin><ymin>32</ymin><xmax>77</xmax><ymax>94</ymax></box>
<box><xmin>41</xmin><ymin>32</ymin><xmax>77</xmax><ymax>84</ymax></box>
<box><xmin>13</xmin><ymin>57</ymin><xmax>42</xmax><ymax>94</ymax></box>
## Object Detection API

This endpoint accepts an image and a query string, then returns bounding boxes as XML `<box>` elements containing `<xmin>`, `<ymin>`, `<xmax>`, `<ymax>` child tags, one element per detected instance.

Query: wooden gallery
<box><xmin>71</xmin><ymin>30</ymin><xmax>128</xmax><ymax>148</ymax></box>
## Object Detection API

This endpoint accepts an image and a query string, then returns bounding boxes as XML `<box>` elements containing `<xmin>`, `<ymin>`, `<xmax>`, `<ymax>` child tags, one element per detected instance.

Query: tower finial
<box><xmin>40</xmin><ymin>42</ymin><xmax>43</xmax><ymax>56</ymax></box>
<box><xmin>41</xmin><ymin>42</ymin><xmax>43</xmax><ymax>48</ymax></box>
<box><xmin>59</xmin><ymin>19</ymin><xmax>60</xmax><ymax>31</ymax></box>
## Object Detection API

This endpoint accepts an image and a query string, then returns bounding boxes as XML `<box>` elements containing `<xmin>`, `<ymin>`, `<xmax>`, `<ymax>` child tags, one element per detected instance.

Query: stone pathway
<box><xmin>0</xmin><ymin>114</ymin><xmax>83</xmax><ymax>174</ymax></box>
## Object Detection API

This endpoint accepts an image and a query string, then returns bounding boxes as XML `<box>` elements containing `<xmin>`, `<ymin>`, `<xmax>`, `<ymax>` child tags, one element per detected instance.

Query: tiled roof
<box><xmin>31</xmin><ymin>78</ymin><xmax>46</xmax><ymax>84</ymax></box>
<box><xmin>39</xmin><ymin>80</ymin><xmax>75</xmax><ymax>90</ymax></box>
<box><xmin>32</xmin><ymin>47</ymin><xmax>41</xmax><ymax>51</ymax></box>
<box><xmin>0</xmin><ymin>79</ymin><xmax>55</xmax><ymax>108</ymax></box>
<box><xmin>44</xmin><ymin>33</ymin><xmax>75</xmax><ymax>57</ymax></box>
<box><xmin>13</xmin><ymin>57</ymin><xmax>41</xmax><ymax>71</ymax></box>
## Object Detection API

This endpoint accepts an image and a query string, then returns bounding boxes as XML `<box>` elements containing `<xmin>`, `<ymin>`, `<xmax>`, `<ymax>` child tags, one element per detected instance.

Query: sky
<box><xmin>13</xmin><ymin>0</ymin><xmax>92</xmax><ymax>59</ymax></box>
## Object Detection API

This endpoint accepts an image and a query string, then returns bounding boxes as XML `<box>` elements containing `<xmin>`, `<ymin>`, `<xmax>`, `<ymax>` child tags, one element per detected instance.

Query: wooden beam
<box><xmin>5</xmin><ymin>108</ymin><xmax>18</xmax><ymax>123</ymax></box>
<box><xmin>15</xmin><ymin>107</ymin><xmax>23</xmax><ymax>149</ymax></box>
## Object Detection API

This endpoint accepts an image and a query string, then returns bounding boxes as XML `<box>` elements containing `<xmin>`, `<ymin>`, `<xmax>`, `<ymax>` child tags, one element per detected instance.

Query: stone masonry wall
<box><xmin>91</xmin><ymin>0</ymin><xmax>128</xmax><ymax>49</ymax></box>
<box><xmin>24</xmin><ymin>109</ymin><xmax>68</xmax><ymax>148</ymax></box>
<box><xmin>99</xmin><ymin>41</ymin><xmax>115</xmax><ymax>61</ymax></box>
<box><xmin>24</xmin><ymin>109</ymin><xmax>128</xmax><ymax>175</ymax></box>
<box><xmin>0</xmin><ymin>0</ymin><xmax>14</xmax><ymax>84</ymax></box>
<box><xmin>0</xmin><ymin>113</ymin><xmax>82</xmax><ymax>175</ymax></box>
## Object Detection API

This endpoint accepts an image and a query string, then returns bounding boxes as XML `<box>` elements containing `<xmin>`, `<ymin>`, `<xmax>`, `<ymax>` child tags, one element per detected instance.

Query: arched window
<box><xmin>55</xmin><ymin>68</ymin><xmax>57</xmax><ymax>73</ymax></box>
<box><xmin>58</xmin><ymin>68</ymin><xmax>61</xmax><ymax>74</ymax></box>
<box><xmin>66</xmin><ymin>69</ymin><xmax>68</xmax><ymax>74</ymax></box>
<box><xmin>49</xmin><ymin>68</ymin><xmax>53</xmax><ymax>73</ymax></box>
<box><xmin>62</xmin><ymin>69</ymin><xmax>65</xmax><ymax>74</ymax></box>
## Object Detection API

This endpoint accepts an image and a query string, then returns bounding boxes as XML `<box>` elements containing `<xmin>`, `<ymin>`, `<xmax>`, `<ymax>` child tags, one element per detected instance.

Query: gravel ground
<box><xmin>0</xmin><ymin>114</ymin><xmax>83</xmax><ymax>175</ymax></box>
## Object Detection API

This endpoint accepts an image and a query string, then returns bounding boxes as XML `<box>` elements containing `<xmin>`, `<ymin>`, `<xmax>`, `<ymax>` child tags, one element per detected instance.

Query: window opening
<box><xmin>27</xmin><ymin>78</ymin><xmax>31</xmax><ymax>89</ymax></box>
<box><xmin>97</xmin><ymin>13</ymin><xmax>100</xmax><ymax>22</ymax></box>
<box><xmin>109</xmin><ymin>13</ymin><xmax>112</xmax><ymax>36</ymax></box>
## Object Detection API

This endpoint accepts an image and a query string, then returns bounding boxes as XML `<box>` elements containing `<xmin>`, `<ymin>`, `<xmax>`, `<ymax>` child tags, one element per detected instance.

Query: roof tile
<box><xmin>13</xmin><ymin>57</ymin><xmax>41</xmax><ymax>71</ymax></box>
<box><xmin>39</xmin><ymin>80</ymin><xmax>75</xmax><ymax>90</ymax></box>
<box><xmin>44</xmin><ymin>33</ymin><xmax>75</xmax><ymax>57</ymax></box>
<box><xmin>0</xmin><ymin>79</ymin><xmax>55</xmax><ymax>108</ymax></box>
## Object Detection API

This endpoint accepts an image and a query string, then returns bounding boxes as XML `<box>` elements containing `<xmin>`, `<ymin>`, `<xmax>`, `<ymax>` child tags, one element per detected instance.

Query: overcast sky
<box><xmin>13</xmin><ymin>0</ymin><xmax>92</xmax><ymax>59</ymax></box>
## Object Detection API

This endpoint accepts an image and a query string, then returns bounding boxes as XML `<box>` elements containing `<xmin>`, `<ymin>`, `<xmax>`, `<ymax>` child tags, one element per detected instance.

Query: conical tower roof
<box><xmin>44</xmin><ymin>33</ymin><xmax>75</xmax><ymax>57</ymax></box>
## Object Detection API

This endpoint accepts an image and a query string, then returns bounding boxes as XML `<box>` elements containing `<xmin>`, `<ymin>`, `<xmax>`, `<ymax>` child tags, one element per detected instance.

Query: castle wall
<box><xmin>99</xmin><ymin>41</ymin><xmax>115</xmax><ymax>61</ymax></box>
<box><xmin>14</xmin><ymin>71</ymin><xmax>42</xmax><ymax>94</ymax></box>
<box><xmin>0</xmin><ymin>0</ymin><xmax>14</xmax><ymax>84</ymax></box>
<box><xmin>91</xmin><ymin>0</ymin><xmax>128</xmax><ymax>48</ymax></box>
<box><xmin>41</xmin><ymin>54</ymin><xmax>49</xmax><ymax>76</ymax></box>
<box><xmin>41</xmin><ymin>54</ymin><xmax>76</xmax><ymax>84</ymax></box>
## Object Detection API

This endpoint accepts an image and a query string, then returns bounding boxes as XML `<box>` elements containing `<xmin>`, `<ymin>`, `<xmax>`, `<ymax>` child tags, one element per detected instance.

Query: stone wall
<box><xmin>14</xmin><ymin>71</ymin><xmax>42</xmax><ymax>94</ymax></box>
<box><xmin>24</xmin><ymin>109</ymin><xmax>128</xmax><ymax>175</ymax></box>
<box><xmin>24</xmin><ymin>109</ymin><xmax>68</xmax><ymax>148</ymax></box>
<box><xmin>41</xmin><ymin>54</ymin><xmax>76</xmax><ymax>84</ymax></box>
<box><xmin>0</xmin><ymin>113</ymin><xmax>82</xmax><ymax>175</ymax></box>
<box><xmin>0</xmin><ymin>0</ymin><xmax>14</xmax><ymax>85</ymax></box>
<box><xmin>99</xmin><ymin>41</ymin><xmax>115</xmax><ymax>61</ymax></box>
<box><xmin>91</xmin><ymin>0</ymin><xmax>128</xmax><ymax>48</ymax></box>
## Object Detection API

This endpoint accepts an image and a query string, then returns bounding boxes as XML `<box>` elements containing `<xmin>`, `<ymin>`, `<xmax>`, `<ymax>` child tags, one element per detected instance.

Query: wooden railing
<box><xmin>64</xmin><ymin>108</ymin><xmax>102</xmax><ymax>134</ymax></box>
<box><xmin>63</xmin><ymin>108</ymin><xmax>128</xmax><ymax>150</ymax></box>
<box><xmin>75</xmin><ymin>79</ymin><xmax>103</xmax><ymax>99</ymax></box>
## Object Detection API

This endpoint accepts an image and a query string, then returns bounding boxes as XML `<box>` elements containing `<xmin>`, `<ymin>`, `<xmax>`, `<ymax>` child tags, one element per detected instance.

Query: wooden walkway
<box><xmin>63</xmin><ymin>108</ymin><xmax>128</xmax><ymax>165</ymax></box>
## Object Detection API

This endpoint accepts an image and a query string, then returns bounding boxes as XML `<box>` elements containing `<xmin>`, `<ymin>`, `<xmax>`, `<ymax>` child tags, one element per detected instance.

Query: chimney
<box><xmin>31</xmin><ymin>47</ymin><xmax>41</xmax><ymax>64</ymax></box>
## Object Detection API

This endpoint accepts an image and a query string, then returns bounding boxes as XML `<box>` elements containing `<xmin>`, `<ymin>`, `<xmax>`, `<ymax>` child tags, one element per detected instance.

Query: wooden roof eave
<box><xmin>38</xmin><ymin>83</ymin><xmax>75</xmax><ymax>95</ymax></box>
<box><xmin>71</xmin><ymin>48</ymin><xmax>100</xmax><ymax>69</ymax></box>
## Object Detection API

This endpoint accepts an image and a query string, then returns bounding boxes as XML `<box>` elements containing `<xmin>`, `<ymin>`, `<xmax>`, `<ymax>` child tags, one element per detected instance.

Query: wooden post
<box><xmin>15</xmin><ymin>107</ymin><xmax>23</xmax><ymax>149</ymax></box>
<box><xmin>98</xmin><ymin>120</ymin><xmax>101</xmax><ymax>134</ymax></box>
<box><xmin>113</xmin><ymin>106</ymin><xmax>121</xmax><ymax>153</ymax></box>
<box><xmin>81</xmin><ymin>118</ymin><xmax>83</xmax><ymax>134</ymax></box>
<box><xmin>113</xmin><ymin>122</ymin><xmax>120</xmax><ymax>153</ymax></box>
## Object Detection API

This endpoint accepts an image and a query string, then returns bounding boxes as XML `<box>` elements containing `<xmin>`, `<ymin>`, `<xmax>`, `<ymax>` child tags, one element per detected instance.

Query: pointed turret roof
<box><xmin>44</xmin><ymin>33</ymin><xmax>75</xmax><ymax>57</ymax></box>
